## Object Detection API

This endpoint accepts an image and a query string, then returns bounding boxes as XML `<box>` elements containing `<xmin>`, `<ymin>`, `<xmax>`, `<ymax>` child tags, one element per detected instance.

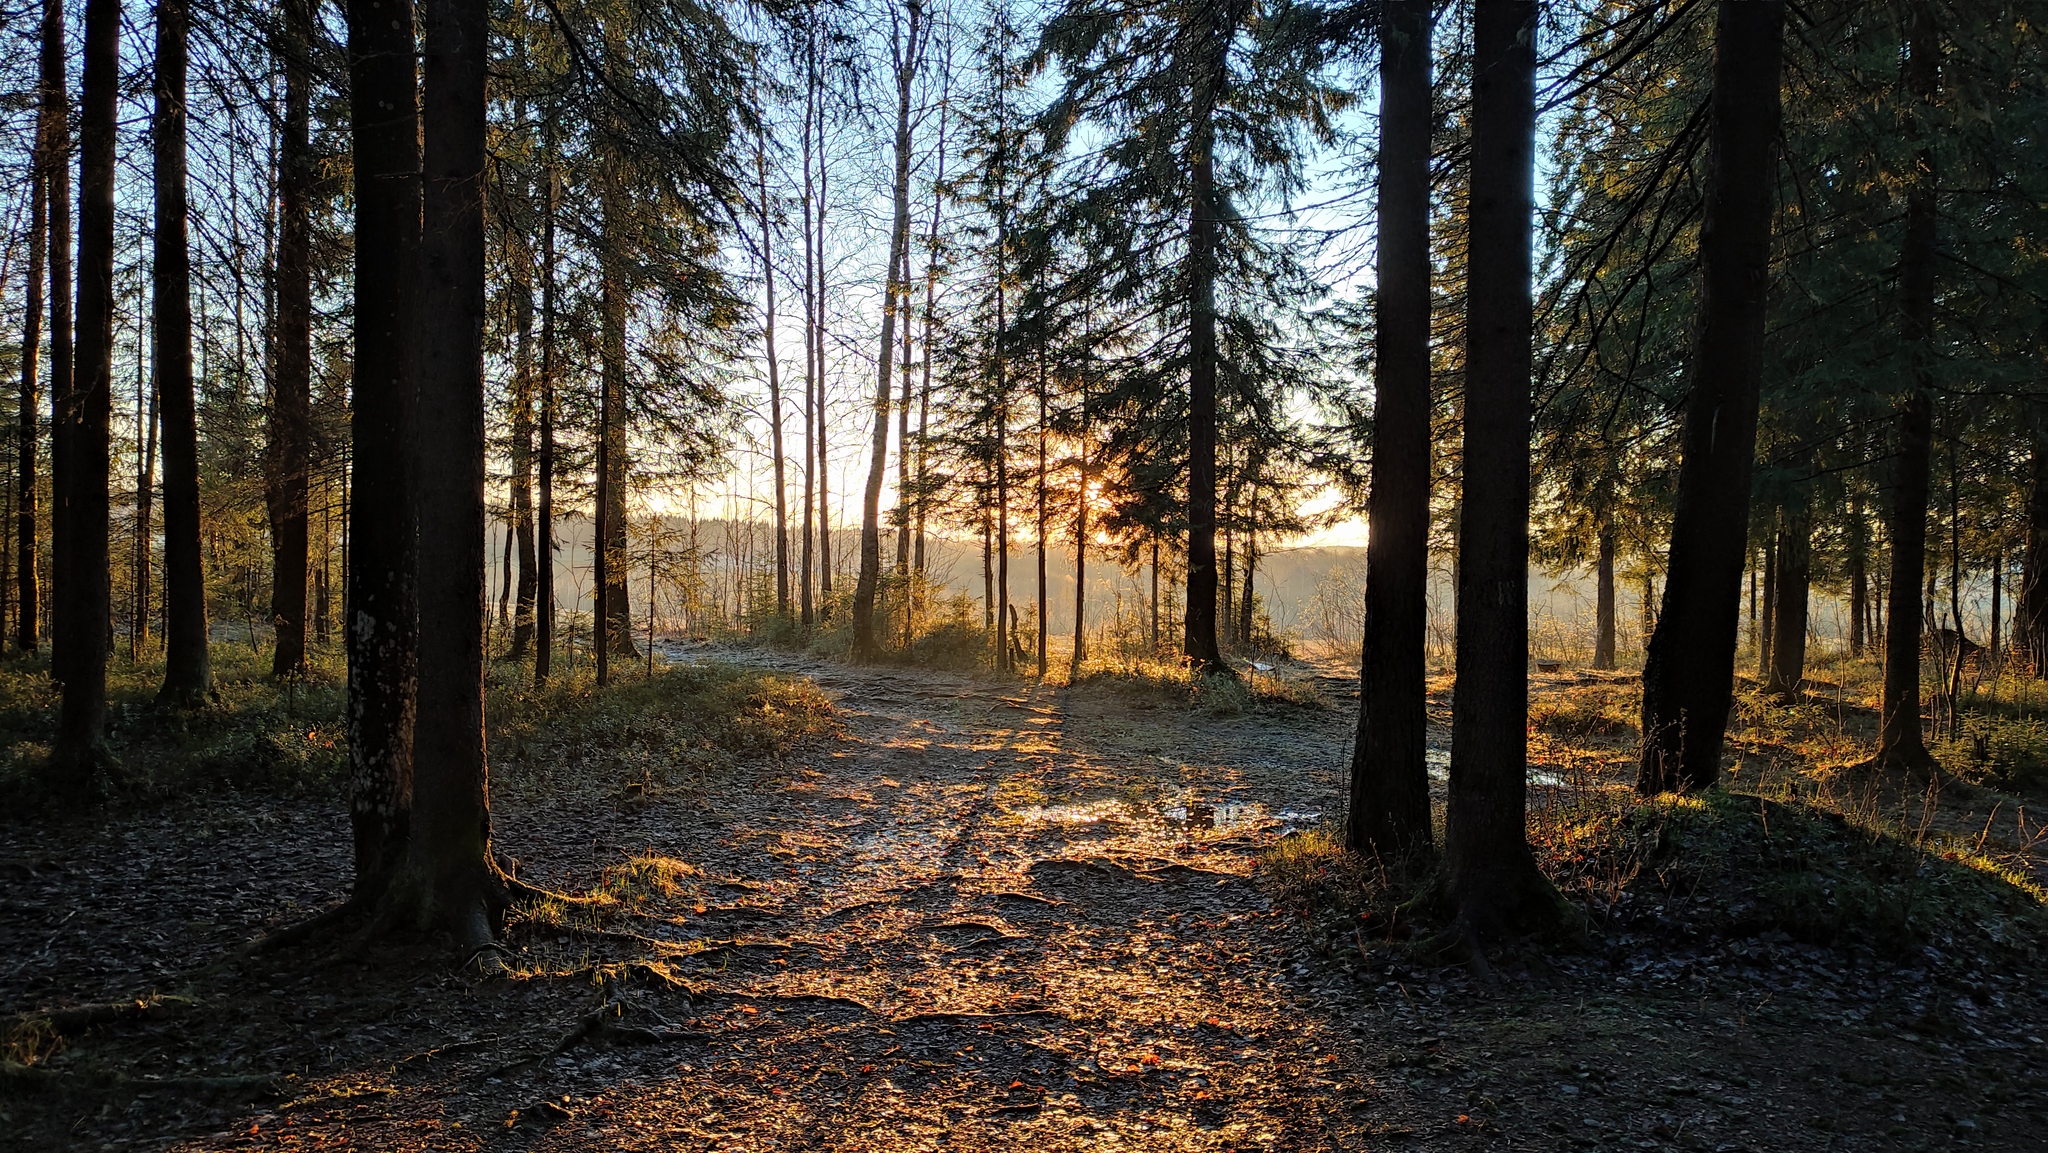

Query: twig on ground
<box><xmin>889</xmin><ymin>1008</ymin><xmax>1067</xmax><ymax>1026</ymax></box>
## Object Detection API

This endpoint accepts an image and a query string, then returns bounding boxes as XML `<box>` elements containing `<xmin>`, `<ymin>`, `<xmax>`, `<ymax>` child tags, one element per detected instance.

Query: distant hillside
<box><xmin>493</xmin><ymin>517</ymin><xmax>1968</xmax><ymax>667</ymax></box>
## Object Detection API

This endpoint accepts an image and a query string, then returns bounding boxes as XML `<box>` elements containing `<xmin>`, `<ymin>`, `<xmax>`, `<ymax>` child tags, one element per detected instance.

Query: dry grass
<box><xmin>1069</xmin><ymin>651</ymin><xmax>1333</xmax><ymax>715</ymax></box>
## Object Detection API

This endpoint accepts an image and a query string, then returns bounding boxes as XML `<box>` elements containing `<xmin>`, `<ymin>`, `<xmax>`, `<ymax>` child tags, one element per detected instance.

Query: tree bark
<box><xmin>1767</xmin><ymin>484</ymin><xmax>1810</xmax><ymax>700</ymax></box>
<box><xmin>1876</xmin><ymin>3</ymin><xmax>1939</xmax><ymax>772</ymax></box>
<box><xmin>29</xmin><ymin>0</ymin><xmax>69</xmax><ymax>658</ymax></box>
<box><xmin>47</xmin><ymin>0</ymin><xmax>119</xmax><ymax>787</ymax></box>
<box><xmin>854</xmin><ymin>0</ymin><xmax>921</xmax><ymax>660</ymax></box>
<box><xmin>507</xmin><ymin>269</ymin><xmax>536</xmax><ymax>659</ymax></box>
<box><xmin>1347</xmin><ymin>0</ymin><xmax>1436</xmax><ymax>862</ymax></box>
<box><xmin>2021</xmin><ymin>427</ymin><xmax>2048</xmax><ymax>676</ymax></box>
<box><xmin>1848</xmin><ymin>489</ymin><xmax>1868</xmax><ymax>656</ymax></box>
<box><xmin>534</xmin><ymin>158</ymin><xmax>557</xmax><ymax>684</ymax></box>
<box><xmin>1991</xmin><ymin>549</ymin><xmax>2003</xmax><ymax>671</ymax></box>
<box><xmin>1035</xmin><ymin>345</ymin><xmax>1048</xmax><ymax>675</ymax></box>
<box><xmin>1593</xmin><ymin>522</ymin><xmax>1617</xmax><ymax>670</ymax></box>
<box><xmin>344</xmin><ymin>0</ymin><xmax>420</xmax><ymax>899</ymax></box>
<box><xmin>393</xmin><ymin>0</ymin><xmax>507</xmax><ymax>948</ymax></box>
<box><xmin>1634</xmin><ymin>0</ymin><xmax>1784</xmax><ymax>795</ymax></box>
<box><xmin>596</xmin><ymin>180</ymin><xmax>635</xmax><ymax>668</ymax></box>
<box><xmin>17</xmin><ymin>68</ymin><xmax>47</xmax><ymax>654</ymax></box>
<box><xmin>1070</xmin><ymin>385</ymin><xmax>1089</xmax><ymax>679</ymax></box>
<box><xmin>505</xmin><ymin>118</ymin><xmax>537</xmax><ymax>665</ymax></box>
<box><xmin>1444</xmin><ymin>0</ymin><xmax>1555</xmax><ymax>941</ymax></box>
<box><xmin>758</xmin><ymin>138</ymin><xmax>790</xmax><ymax>620</ymax></box>
<box><xmin>1758</xmin><ymin>524</ymin><xmax>1776</xmax><ymax>681</ymax></box>
<box><xmin>131</xmin><ymin>375</ymin><xmax>157</xmax><ymax>659</ymax></box>
<box><xmin>814</xmin><ymin>75</ymin><xmax>833</xmax><ymax>613</ymax></box>
<box><xmin>266</xmin><ymin>0</ymin><xmax>313</xmax><ymax>679</ymax></box>
<box><xmin>158</xmin><ymin>0</ymin><xmax>212</xmax><ymax>703</ymax></box>
<box><xmin>1181</xmin><ymin>36</ymin><xmax>1227</xmax><ymax>676</ymax></box>
<box><xmin>799</xmin><ymin>22</ymin><xmax>818</xmax><ymax>632</ymax></box>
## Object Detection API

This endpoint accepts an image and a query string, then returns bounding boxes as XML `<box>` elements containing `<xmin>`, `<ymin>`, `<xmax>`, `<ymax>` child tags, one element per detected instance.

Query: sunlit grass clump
<box><xmin>1530</xmin><ymin>789</ymin><xmax>2046</xmax><ymax>959</ymax></box>
<box><xmin>487</xmin><ymin>659</ymin><xmax>837</xmax><ymax>797</ymax></box>
<box><xmin>1527</xmin><ymin>682</ymin><xmax>1638</xmax><ymax>738</ymax></box>
<box><xmin>1262</xmin><ymin>788</ymin><xmax>2046</xmax><ymax>967</ymax></box>
<box><xmin>1071</xmin><ymin>651</ymin><xmax>1332</xmax><ymax>715</ymax></box>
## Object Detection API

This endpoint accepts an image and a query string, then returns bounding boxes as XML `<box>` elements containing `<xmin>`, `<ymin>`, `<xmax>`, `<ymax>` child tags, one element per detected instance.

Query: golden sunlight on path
<box><xmin>146</xmin><ymin>654</ymin><xmax>2040</xmax><ymax>1153</ymax></box>
<box><xmin>506</xmin><ymin>652</ymin><xmax>1398</xmax><ymax>1150</ymax></box>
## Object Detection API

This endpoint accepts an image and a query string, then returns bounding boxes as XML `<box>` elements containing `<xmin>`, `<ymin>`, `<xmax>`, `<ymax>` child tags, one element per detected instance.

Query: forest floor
<box><xmin>3</xmin><ymin>646</ymin><xmax>2046</xmax><ymax>1151</ymax></box>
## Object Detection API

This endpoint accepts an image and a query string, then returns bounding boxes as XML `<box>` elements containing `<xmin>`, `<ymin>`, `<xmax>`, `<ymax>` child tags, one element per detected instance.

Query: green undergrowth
<box><xmin>1072</xmin><ymin>653</ymin><xmax>1332</xmax><ymax>715</ymax></box>
<box><xmin>1264</xmin><ymin>790</ymin><xmax>2047</xmax><ymax>968</ymax></box>
<box><xmin>0</xmin><ymin>647</ymin><xmax>837</xmax><ymax>811</ymax></box>
<box><xmin>486</xmin><ymin>659</ymin><xmax>837</xmax><ymax>797</ymax></box>
<box><xmin>0</xmin><ymin>645</ymin><xmax>348</xmax><ymax>803</ymax></box>
<box><xmin>1539</xmin><ymin>791</ymin><xmax>2046</xmax><ymax>960</ymax></box>
<box><xmin>1930</xmin><ymin>713</ymin><xmax>2048</xmax><ymax>795</ymax></box>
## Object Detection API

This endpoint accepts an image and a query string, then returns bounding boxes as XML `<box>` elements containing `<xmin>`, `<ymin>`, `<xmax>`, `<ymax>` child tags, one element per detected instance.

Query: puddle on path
<box><xmin>1010</xmin><ymin>797</ymin><xmax>1324</xmax><ymax>838</ymax></box>
<box><xmin>1425</xmin><ymin>746</ymin><xmax>1582</xmax><ymax>790</ymax></box>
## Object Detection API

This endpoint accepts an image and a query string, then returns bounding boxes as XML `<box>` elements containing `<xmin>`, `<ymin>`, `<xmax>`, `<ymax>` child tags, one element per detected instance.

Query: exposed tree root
<box><xmin>529</xmin><ymin>924</ymin><xmax>687</xmax><ymax>953</ymax></box>
<box><xmin>6</xmin><ymin>995</ymin><xmax>195</xmax><ymax>1036</ymax></box>
<box><xmin>749</xmin><ymin>992</ymin><xmax>878</xmax><ymax>1015</ymax></box>
<box><xmin>228</xmin><ymin>898</ymin><xmax>366</xmax><ymax>961</ymax></box>
<box><xmin>504</xmin><ymin>874</ymin><xmax>603</xmax><ymax>908</ymax></box>
<box><xmin>483</xmin><ymin>982</ymin><xmax>711</xmax><ymax>1079</ymax></box>
<box><xmin>0</xmin><ymin>1061</ymin><xmax>286</xmax><ymax>1099</ymax></box>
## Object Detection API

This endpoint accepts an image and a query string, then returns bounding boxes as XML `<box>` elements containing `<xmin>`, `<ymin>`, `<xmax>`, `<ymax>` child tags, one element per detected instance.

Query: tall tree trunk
<box><xmin>156</xmin><ymin>0</ymin><xmax>212</xmax><ymax>704</ymax></box>
<box><xmin>2022</xmin><ymin>427</ymin><xmax>2048</xmax><ymax>676</ymax></box>
<box><xmin>1035</xmin><ymin>345</ymin><xmax>1048</xmax><ymax>676</ymax></box>
<box><xmin>1183</xmin><ymin>98</ymin><xmax>1225</xmax><ymax>675</ymax></box>
<box><xmin>1444</xmin><ymin>0</ymin><xmax>1555</xmax><ymax>940</ymax></box>
<box><xmin>1848</xmin><ymin>489</ymin><xmax>1868</xmax><ymax>655</ymax></box>
<box><xmin>396</xmin><ymin>0</ymin><xmax>506</xmax><ymax>948</ymax></box>
<box><xmin>1070</xmin><ymin>385</ymin><xmax>1089</xmax><ymax>679</ymax></box>
<box><xmin>596</xmin><ymin>182</ymin><xmax>634</xmax><ymax>667</ymax></box>
<box><xmin>1634</xmin><ymin>0</ymin><xmax>1784</xmax><ymax>795</ymax></box>
<box><xmin>1240</xmin><ymin>519</ymin><xmax>1258</xmax><ymax>648</ymax></box>
<box><xmin>854</xmin><ymin>0</ymin><xmax>921</xmax><ymax>660</ymax></box>
<box><xmin>895</xmin><ymin>248</ymin><xmax>915</xmax><ymax>585</ymax></box>
<box><xmin>47</xmin><ymin>0</ymin><xmax>119</xmax><ymax>786</ymax></box>
<box><xmin>1877</xmin><ymin>3</ymin><xmax>1939</xmax><ymax>772</ymax></box>
<box><xmin>344</xmin><ymin>0</ymin><xmax>420</xmax><ymax>899</ymax></box>
<box><xmin>534</xmin><ymin>158</ymin><xmax>557</xmax><ymax>683</ymax></box>
<box><xmin>1758</xmin><ymin>524</ymin><xmax>1776</xmax><ymax>681</ymax></box>
<box><xmin>18</xmin><ymin>61</ymin><xmax>48</xmax><ymax>654</ymax></box>
<box><xmin>992</xmin><ymin>183</ymin><xmax>1010</xmax><ymax>672</ymax></box>
<box><xmin>912</xmin><ymin>106</ymin><xmax>943</xmax><ymax>582</ymax></box>
<box><xmin>1767</xmin><ymin>484</ymin><xmax>1811</xmax><ymax>701</ymax></box>
<box><xmin>1150</xmin><ymin>537</ymin><xmax>1159</xmax><ymax>652</ymax></box>
<box><xmin>799</xmin><ymin>24</ymin><xmax>818</xmax><ymax>632</ymax></box>
<box><xmin>1944</xmin><ymin>435</ymin><xmax>1965</xmax><ymax>737</ymax></box>
<box><xmin>1593</xmin><ymin>521</ymin><xmax>1617</xmax><ymax>670</ymax></box>
<box><xmin>267</xmin><ymin>0</ymin><xmax>313</xmax><ymax>679</ymax></box>
<box><xmin>806</xmin><ymin>75</ymin><xmax>823</xmax><ymax>614</ymax></box>
<box><xmin>505</xmin><ymin>107</ymin><xmax>537</xmax><ymax>665</ymax></box>
<box><xmin>758</xmin><ymin>138</ymin><xmax>790</xmax><ymax>621</ymax></box>
<box><xmin>1220</xmin><ymin>474</ymin><xmax>1234</xmax><ymax>646</ymax></box>
<box><xmin>507</xmin><ymin>257</ymin><xmax>536</xmax><ymax>659</ymax></box>
<box><xmin>32</xmin><ymin>0</ymin><xmax>69</xmax><ymax>659</ymax></box>
<box><xmin>1991</xmin><ymin>549</ymin><xmax>2003</xmax><ymax>671</ymax></box>
<box><xmin>997</xmin><ymin>411</ymin><xmax>1011</xmax><ymax>672</ymax></box>
<box><xmin>131</xmin><ymin>377</ymin><xmax>157</xmax><ymax>659</ymax></box>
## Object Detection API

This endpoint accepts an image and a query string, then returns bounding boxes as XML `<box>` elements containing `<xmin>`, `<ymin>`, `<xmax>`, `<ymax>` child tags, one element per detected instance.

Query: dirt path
<box><xmin>4</xmin><ymin>651</ymin><xmax>2044</xmax><ymax>1151</ymax></box>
